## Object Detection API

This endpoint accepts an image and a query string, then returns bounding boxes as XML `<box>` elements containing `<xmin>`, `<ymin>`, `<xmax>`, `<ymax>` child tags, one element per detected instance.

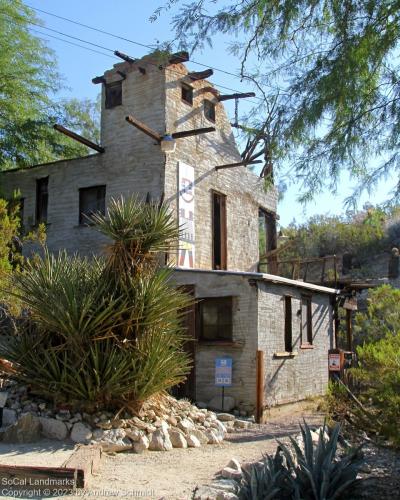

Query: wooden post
<box><xmin>256</xmin><ymin>350</ymin><xmax>265</xmax><ymax>423</ymax></box>
<box><xmin>346</xmin><ymin>309</ymin><xmax>353</xmax><ymax>352</ymax></box>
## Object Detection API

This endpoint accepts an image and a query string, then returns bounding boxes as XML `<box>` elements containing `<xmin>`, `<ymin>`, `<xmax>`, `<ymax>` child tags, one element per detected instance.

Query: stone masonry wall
<box><xmin>257</xmin><ymin>281</ymin><xmax>335</xmax><ymax>407</ymax></box>
<box><xmin>164</xmin><ymin>64</ymin><xmax>278</xmax><ymax>272</ymax></box>
<box><xmin>173</xmin><ymin>270</ymin><xmax>259</xmax><ymax>413</ymax></box>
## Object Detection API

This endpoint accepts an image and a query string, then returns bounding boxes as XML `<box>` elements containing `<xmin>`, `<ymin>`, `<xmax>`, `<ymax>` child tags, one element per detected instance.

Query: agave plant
<box><xmin>238</xmin><ymin>421</ymin><xmax>363</xmax><ymax>500</ymax></box>
<box><xmin>1</xmin><ymin>196</ymin><xmax>192</xmax><ymax>412</ymax></box>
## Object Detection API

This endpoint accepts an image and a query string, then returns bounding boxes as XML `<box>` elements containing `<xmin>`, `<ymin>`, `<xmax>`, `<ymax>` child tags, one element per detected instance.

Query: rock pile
<box><xmin>0</xmin><ymin>384</ymin><xmax>253</xmax><ymax>453</ymax></box>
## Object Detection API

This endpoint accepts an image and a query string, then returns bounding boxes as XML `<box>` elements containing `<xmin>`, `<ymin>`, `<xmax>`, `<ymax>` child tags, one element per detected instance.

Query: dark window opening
<box><xmin>79</xmin><ymin>185</ymin><xmax>106</xmax><ymax>225</ymax></box>
<box><xmin>212</xmin><ymin>191</ymin><xmax>227</xmax><ymax>270</ymax></box>
<box><xmin>36</xmin><ymin>177</ymin><xmax>48</xmax><ymax>224</ymax></box>
<box><xmin>105</xmin><ymin>81</ymin><xmax>122</xmax><ymax>109</ymax></box>
<box><xmin>181</xmin><ymin>83</ymin><xmax>193</xmax><ymax>105</ymax></box>
<box><xmin>259</xmin><ymin>208</ymin><xmax>277</xmax><ymax>273</ymax></box>
<box><xmin>284</xmin><ymin>296</ymin><xmax>292</xmax><ymax>352</ymax></box>
<box><xmin>301</xmin><ymin>295</ymin><xmax>313</xmax><ymax>345</ymax></box>
<box><xmin>204</xmin><ymin>99</ymin><xmax>216</xmax><ymax>122</ymax></box>
<box><xmin>199</xmin><ymin>297</ymin><xmax>233</xmax><ymax>341</ymax></box>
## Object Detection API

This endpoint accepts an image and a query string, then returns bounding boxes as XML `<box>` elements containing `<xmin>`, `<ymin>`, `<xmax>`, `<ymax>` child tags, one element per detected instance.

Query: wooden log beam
<box><xmin>215</xmin><ymin>160</ymin><xmax>262</xmax><ymax>170</ymax></box>
<box><xmin>92</xmin><ymin>75</ymin><xmax>106</xmax><ymax>85</ymax></box>
<box><xmin>172</xmin><ymin>127</ymin><xmax>215</xmax><ymax>139</ymax></box>
<box><xmin>218</xmin><ymin>92</ymin><xmax>255</xmax><ymax>102</ymax></box>
<box><xmin>53</xmin><ymin>125</ymin><xmax>105</xmax><ymax>153</ymax></box>
<box><xmin>168</xmin><ymin>51</ymin><xmax>189</xmax><ymax>64</ymax></box>
<box><xmin>114</xmin><ymin>50</ymin><xmax>136</xmax><ymax>64</ymax></box>
<box><xmin>187</xmin><ymin>69</ymin><xmax>213</xmax><ymax>81</ymax></box>
<box><xmin>125</xmin><ymin>116</ymin><xmax>162</xmax><ymax>142</ymax></box>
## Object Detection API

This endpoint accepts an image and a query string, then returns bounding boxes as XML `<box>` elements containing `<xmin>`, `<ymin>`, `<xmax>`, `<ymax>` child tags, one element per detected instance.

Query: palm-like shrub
<box><xmin>1</xmin><ymin>196</ymin><xmax>191</xmax><ymax>412</ymax></box>
<box><xmin>239</xmin><ymin>421</ymin><xmax>363</xmax><ymax>500</ymax></box>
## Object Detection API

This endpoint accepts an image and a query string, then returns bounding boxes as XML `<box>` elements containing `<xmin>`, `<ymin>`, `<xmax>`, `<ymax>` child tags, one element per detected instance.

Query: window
<box><xmin>199</xmin><ymin>297</ymin><xmax>233</xmax><ymax>341</ymax></box>
<box><xmin>301</xmin><ymin>295</ymin><xmax>313</xmax><ymax>345</ymax></box>
<box><xmin>284</xmin><ymin>296</ymin><xmax>292</xmax><ymax>352</ymax></box>
<box><xmin>181</xmin><ymin>83</ymin><xmax>193</xmax><ymax>105</ymax></box>
<box><xmin>36</xmin><ymin>177</ymin><xmax>48</xmax><ymax>224</ymax></box>
<box><xmin>105</xmin><ymin>81</ymin><xmax>122</xmax><ymax>108</ymax></box>
<box><xmin>259</xmin><ymin>208</ymin><xmax>277</xmax><ymax>272</ymax></box>
<box><xmin>79</xmin><ymin>186</ymin><xmax>106</xmax><ymax>224</ymax></box>
<box><xmin>212</xmin><ymin>191</ymin><xmax>227</xmax><ymax>270</ymax></box>
<box><xmin>204</xmin><ymin>99</ymin><xmax>216</xmax><ymax>122</ymax></box>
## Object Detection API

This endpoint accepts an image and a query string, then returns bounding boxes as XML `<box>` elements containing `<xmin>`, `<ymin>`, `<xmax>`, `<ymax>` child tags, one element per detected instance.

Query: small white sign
<box><xmin>178</xmin><ymin>161</ymin><xmax>195</xmax><ymax>268</ymax></box>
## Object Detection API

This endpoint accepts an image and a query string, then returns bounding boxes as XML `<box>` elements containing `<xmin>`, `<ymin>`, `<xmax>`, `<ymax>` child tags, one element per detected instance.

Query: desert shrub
<box><xmin>351</xmin><ymin>333</ymin><xmax>400</xmax><ymax>446</ymax></box>
<box><xmin>239</xmin><ymin>421</ymin><xmax>363</xmax><ymax>500</ymax></box>
<box><xmin>0</xmin><ymin>196</ymin><xmax>191</xmax><ymax>412</ymax></box>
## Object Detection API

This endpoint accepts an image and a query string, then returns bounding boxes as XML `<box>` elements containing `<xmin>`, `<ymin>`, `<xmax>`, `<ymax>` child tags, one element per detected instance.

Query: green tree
<box><xmin>0</xmin><ymin>0</ymin><xmax>99</xmax><ymax>170</ymax></box>
<box><xmin>163</xmin><ymin>0</ymin><xmax>400</xmax><ymax>203</ymax></box>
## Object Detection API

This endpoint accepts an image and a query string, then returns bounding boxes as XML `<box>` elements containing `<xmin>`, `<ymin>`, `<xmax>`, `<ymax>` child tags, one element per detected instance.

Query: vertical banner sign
<box><xmin>178</xmin><ymin>161</ymin><xmax>195</xmax><ymax>268</ymax></box>
<box><xmin>215</xmin><ymin>357</ymin><xmax>232</xmax><ymax>387</ymax></box>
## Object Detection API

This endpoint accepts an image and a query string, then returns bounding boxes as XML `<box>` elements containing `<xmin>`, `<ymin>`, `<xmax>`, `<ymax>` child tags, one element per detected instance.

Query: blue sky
<box><xmin>26</xmin><ymin>0</ymin><xmax>394</xmax><ymax>226</ymax></box>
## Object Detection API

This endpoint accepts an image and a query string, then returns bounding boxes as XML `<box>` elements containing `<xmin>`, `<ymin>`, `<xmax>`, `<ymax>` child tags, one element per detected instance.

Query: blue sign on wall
<box><xmin>215</xmin><ymin>357</ymin><xmax>232</xmax><ymax>387</ymax></box>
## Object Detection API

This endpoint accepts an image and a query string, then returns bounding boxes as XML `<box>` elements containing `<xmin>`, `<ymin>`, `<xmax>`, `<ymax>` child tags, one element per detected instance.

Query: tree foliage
<box><xmin>0</xmin><ymin>0</ymin><xmax>99</xmax><ymax>170</ymax></box>
<box><xmin>0</xmin><ymin>197</ymin><xmax>191</xmax><ymax>412</ymax></box>
<box><xmin>163</xmin><ymin>0</ymin><xmax>400</xmax><ymax>202</ymax></box>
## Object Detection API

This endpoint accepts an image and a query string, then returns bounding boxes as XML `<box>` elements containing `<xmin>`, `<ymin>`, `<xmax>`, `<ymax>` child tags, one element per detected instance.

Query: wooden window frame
<box><xmin>105</xmin><ymin>81</ymin><xmax>122</xmax><ymax>109</ymax></box>
<box><xmin>198</xmin><ymin>296</ymin><xmax>233</xmax><ymax>342</ymax></box>
<box><xmin>36</xmin><ymin>177</ymin><xmax>49</xmax><ymax>225</ymax></box>
<box><xmin>301</xmin><ymin>295</ymin><xmax>313</xmax><ymax>347</ymax></box>
<box><xmin>284</xmin><ymin>295</ymin><xmax>293</xmax><ymax>353</ymax></box>
<box><xmin>204</xmin><ymin>99</ymin><xmax>216</xmax><ymax>123</ymax></box>
<box><xmin>79</xmin><ymin>185</ymin><xmax>106</xmax><ymax>225</ymax></box>
<box><xmin>181</xmin><ymin>83</ymin><xmax>193</xmax><ymax>105</ymax></box>
<box><xmin>212</xmin><ymin>190</ymin><xmax>227</xmax><ymax>270</ymax></box>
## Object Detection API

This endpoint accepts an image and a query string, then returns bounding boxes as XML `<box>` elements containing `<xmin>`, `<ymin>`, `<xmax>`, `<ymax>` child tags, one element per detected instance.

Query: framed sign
<box><xmin>328</xmin><ymin>353</ymin><xmax>341</xmax><ymax>372</ymax></box>
<box><xmin>178</xmin><ymin>161</ymin><xmax>195</xmax><ymax>268</ymax></box>
<box><xmin>215</xmin><ymin>357</ymin><xmax>232</xmax><ymax>387</ymax></box>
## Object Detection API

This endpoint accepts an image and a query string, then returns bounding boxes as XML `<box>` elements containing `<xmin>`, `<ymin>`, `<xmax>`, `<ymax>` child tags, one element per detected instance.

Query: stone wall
<box><xmin>257</xmin><ymin>281</ymin><xmax>335</xmax><ymax>407</ymax></box>
<box><xmin>173</xmin><ymin>270</ymin><xmax>259</xmax><ymax>413</ymax></box>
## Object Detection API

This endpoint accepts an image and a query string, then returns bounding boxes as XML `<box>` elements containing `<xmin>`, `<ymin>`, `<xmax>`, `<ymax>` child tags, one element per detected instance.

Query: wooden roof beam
<box><xmin>114</xmin><ymin>50</ymin><xmax>136</xmax><ymax>64</ymax></box>
<box><xmin>53</xmin><ymin>124</ymin><xmax>104</xmax><ymax>153</ymax></box>
<box><xmin>187</xmin><ymin>69</ymin><xmax>213</xmax><ymax>81</ymax></box>
<box><xmin>125</xmin><ymin>116</ymin><xmax>162</xmax><ymax>142</ymax></box>
<box><xmin>92</xmin><ymin>76</ymin><xmax>106</xmax><ymax>85</ymax></box>
<box><xmin>215</xmin><ymin>160</ymin><xmax>262</xmax><ymax>170</ymax></box>
<box><xmin>172</xmin><ymin>127</ymin><xmax>215</xmax><ymax>139</ymax></box>
<box><xmin>168</xmin><ymin>51</ymin><xmax>189</xmax><ymax>65</ymax></box>
<box><xmin>218</xmin><ymin>92</ymin><xmax>255</xmax><ymax>102</ymax></box>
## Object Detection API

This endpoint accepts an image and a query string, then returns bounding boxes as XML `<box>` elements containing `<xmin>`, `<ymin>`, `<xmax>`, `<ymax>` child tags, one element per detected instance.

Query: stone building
<box><xmin>1</xmin><ymin>52</ymin><xmax>337</xmax><ymax>419</ymax></box>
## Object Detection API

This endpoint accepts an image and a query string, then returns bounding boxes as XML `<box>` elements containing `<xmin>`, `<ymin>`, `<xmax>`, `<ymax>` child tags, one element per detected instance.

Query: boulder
<box><xmin>226</xmin><ymin>458</ymin><xmax>241</xmax><ymax>472</ymax></box>
<box><xmin>233</xmin><ymin>419</ymin><xmax>248</xmax><ymax>429</ymax></box>
<box><xmin>208</xmin><ymin>396</ymin><xmax>235</xmax><ymax>412</ymax></box>
<box><xmin>190</xmin><ymin>429</ymin><xmax>209</xmax><ymax>445</ymax></box>
<box><xmin>169</xmin><ymin>429</ymin><xmax>187</xmax><ymax>448</ymax></box>
<box><xmin>186</xmin><ymin>434</ymin><xmax>201</xmax><ymax>448</ymax></box>
<box><xmin>2</xmin><ymin>408</ymin><xmax>17</xmax><ymax>427</ymax></box>
<box><xmin>2</xmin><ymin>413</ymin><xmax>41</xmax><ymax>443</ymax></box>
<box><xmin>133</xmin><ymin>434</ymin><xmax>149</xmax><ymax>454</ymax></box>
<box><xmin>148</xmin><ymin>429</ymin><xmax>173</xmax><ymax>451</ymax></box>
<box><xmin>217</xmin><ymin>413</ymin><xmax>235</xmax><ymax>422</ymax></box>
<box><xmin>206</xmin><ymin>429</ymin><xmax>222</xmax><ymax>444</ymax></box>
<box><xmin>99</xmin><ymin>437</ymin><xmax>132</xmax><ymax>453</ymax></box>
<box><xmin>70</xmin><ymin>422</ymin><xmax>92</xmax><ymax>444</ymax></box>
<box><xmin>211</xmin><ymin>479</ymin><xmax>238</xmax><ymax>494</ymax></box>
<box><xmin>221</xmin><ymin>467</ymin><xmax>242</xmax><ymax>481</ymax></box>
<box><xmin>39</xmin><ymin>417</ymin><xmax>68</xmax><ymax>440</ymax></box>
<box><xmin>178</xmin><ymin>418</ymin><xmax>195</xmax><ymax>433</ymax></box>
<box><xmin>125</xmin><ymin>428</ymin><xmax>142</xmax><ymax>442</ymax></box>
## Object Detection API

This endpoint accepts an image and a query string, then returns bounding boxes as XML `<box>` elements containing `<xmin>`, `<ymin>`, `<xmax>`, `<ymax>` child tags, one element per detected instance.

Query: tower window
<box><xmin>105</xmin><ymin>81</ymin><xmax>122</xmax><ymax>108</ymax></box>
<box><xmin>79</xmin><ymin>185</ymin><xmax>106</xmax><ymax>224</ymax></box>
<box><xmin>212</xmin><ymin>191</ymin><xmax>227</xmax><ymax>270</ymax></box>
<box><xmin>204</xmin><ymin>99</ymin><xmax>216</xmax><ymax>122</ymax></box>
<box><xmin>181</xmin><ymin>83</ymin><xmax>193</xmax><ymax>105</ymax></box>
<box><xmin>36</xmin><ymin>177</ymin><xmax>48</xmax><ymax>224</ymax></box>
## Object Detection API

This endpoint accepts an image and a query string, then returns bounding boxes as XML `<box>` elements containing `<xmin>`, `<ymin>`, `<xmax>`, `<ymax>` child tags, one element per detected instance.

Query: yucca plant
<box><xmin>1</xmin><ymin>196</ymin><xmax>192</xmax><ymax>412</ymax></box>
<box><xmin>238</xmin><ymin>421</ymin><xmax>363</xmax><ymax>500</ymax></box>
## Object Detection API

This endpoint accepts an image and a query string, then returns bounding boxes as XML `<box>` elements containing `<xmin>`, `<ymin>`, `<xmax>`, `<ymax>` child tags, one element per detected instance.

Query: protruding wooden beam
<box><xmin>92</xmin><ymin>76</ymin><xmax>106</xmax><ymax>85</ymax></box>
<box><xmin>168</xmin><ymin>51</ymin><xmax>189</xmax><ymax>65</ymax></box>
<box><xmin>125</xmin><ymin>116</ymin><xmax>162</xmax><ymax>142</ymax></box>
<box><xmin>114</xmin><ymin>50</ymin><xmax>136</xmax><ymax>64</ymax></box>
<box><xmin>187</xmin><ymin>69</ymin><xmax>213</xmax><ymax>81</ymax></box>
<box><xmin>215</xmin><ymin>160</ymin><xmax>262</xmax><ymax>170</ymax></box>
<box><xmin>218</xmin><ymin>92</ymin><xmax>256</xmax><ymax>102</ymax></box>
<box><xmin>172</xmin><ymin>127</ymin><xmax>215</xmax><ymax>139</ymax></box>
<box><xmin>53</xmin><ymin>125</ymin><xmax>104</xmax><ymax>153</ymax></box>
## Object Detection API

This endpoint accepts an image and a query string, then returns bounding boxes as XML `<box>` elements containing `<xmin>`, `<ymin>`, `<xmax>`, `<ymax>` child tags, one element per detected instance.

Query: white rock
<box><xmin>212</xmin><ymin>419</ymin><xmax>227</xmax><ymax>438</ymax></box>
<box><xmin>233</xmin><ymin>419</ymin><xmax>248</xmax><ymax>429</ymax></box>
<box><xmin>70</xmin><ymin>422</ymin><xmax>92</xmax><ymax>444</ymax></box>
<box><xmin>186</xmin><ymin>434</ymin><xmax>201</xmax><ymax>448</ymax></box>
<box><xmin>134</xmin><ymin>434</ymin><xmax>149</xmax><ymax>453</ymax></box>
<box><xmin>125</xmin><ymin>428</ymin><xmax>142</xmax><ymax>442</ymax></box>
<box><xmin>217</xmin><ymin>413</ymin><xmax>235</xmax><ymax>422</ymax></box>
<box><xmin>178</xmin><ymin>418</ymin><xmax>195</xmax><ymax>433</ymax></box>
<box><xmin>221</xmin><ymin>467</ymin><xmax>242</xmax><ymax>481</ymax></box>
<box><xmin>148</xmin><ymin>429</ymin><xmax>173</xmax><ymax>451</ymax></box>
<box><xmin>169</xmin><ymin>429</ymin><xmax>187</xmax><ymax>448</ymax></box>
<box><xmin>190</xmin><ymin>429</ymin><xmax>209</xmax><ymax>445</ymax></box>
<box><xmin>206</xmin><ymin>429</ymin><xmax>222</xmax><ymax>444</ymax></box>
<box><xmin>99</xmin><ymin>438</ymin><xmax>132</xmax><ymax>453</ymax></box>
<box><xmin>226</xmin><ymin>458</ymin><xmax>241</xmax><ymax>472</ymax></box>
<box><xmin>39</xmin><ymin>417</ymin><xmax>68</xmax><ymax>440</ymax></box>
<box><xmin>209</xmin><ymin>396</ymin><xmax>235</xmax><ymax>412</ymax></box>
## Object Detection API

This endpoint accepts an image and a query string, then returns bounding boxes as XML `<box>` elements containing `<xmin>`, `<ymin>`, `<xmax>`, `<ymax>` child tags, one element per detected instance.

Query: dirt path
<box><xmin>67</xmin><ymin>407</ymin><xmax>323</xmax><ymax>500</ymax></box>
